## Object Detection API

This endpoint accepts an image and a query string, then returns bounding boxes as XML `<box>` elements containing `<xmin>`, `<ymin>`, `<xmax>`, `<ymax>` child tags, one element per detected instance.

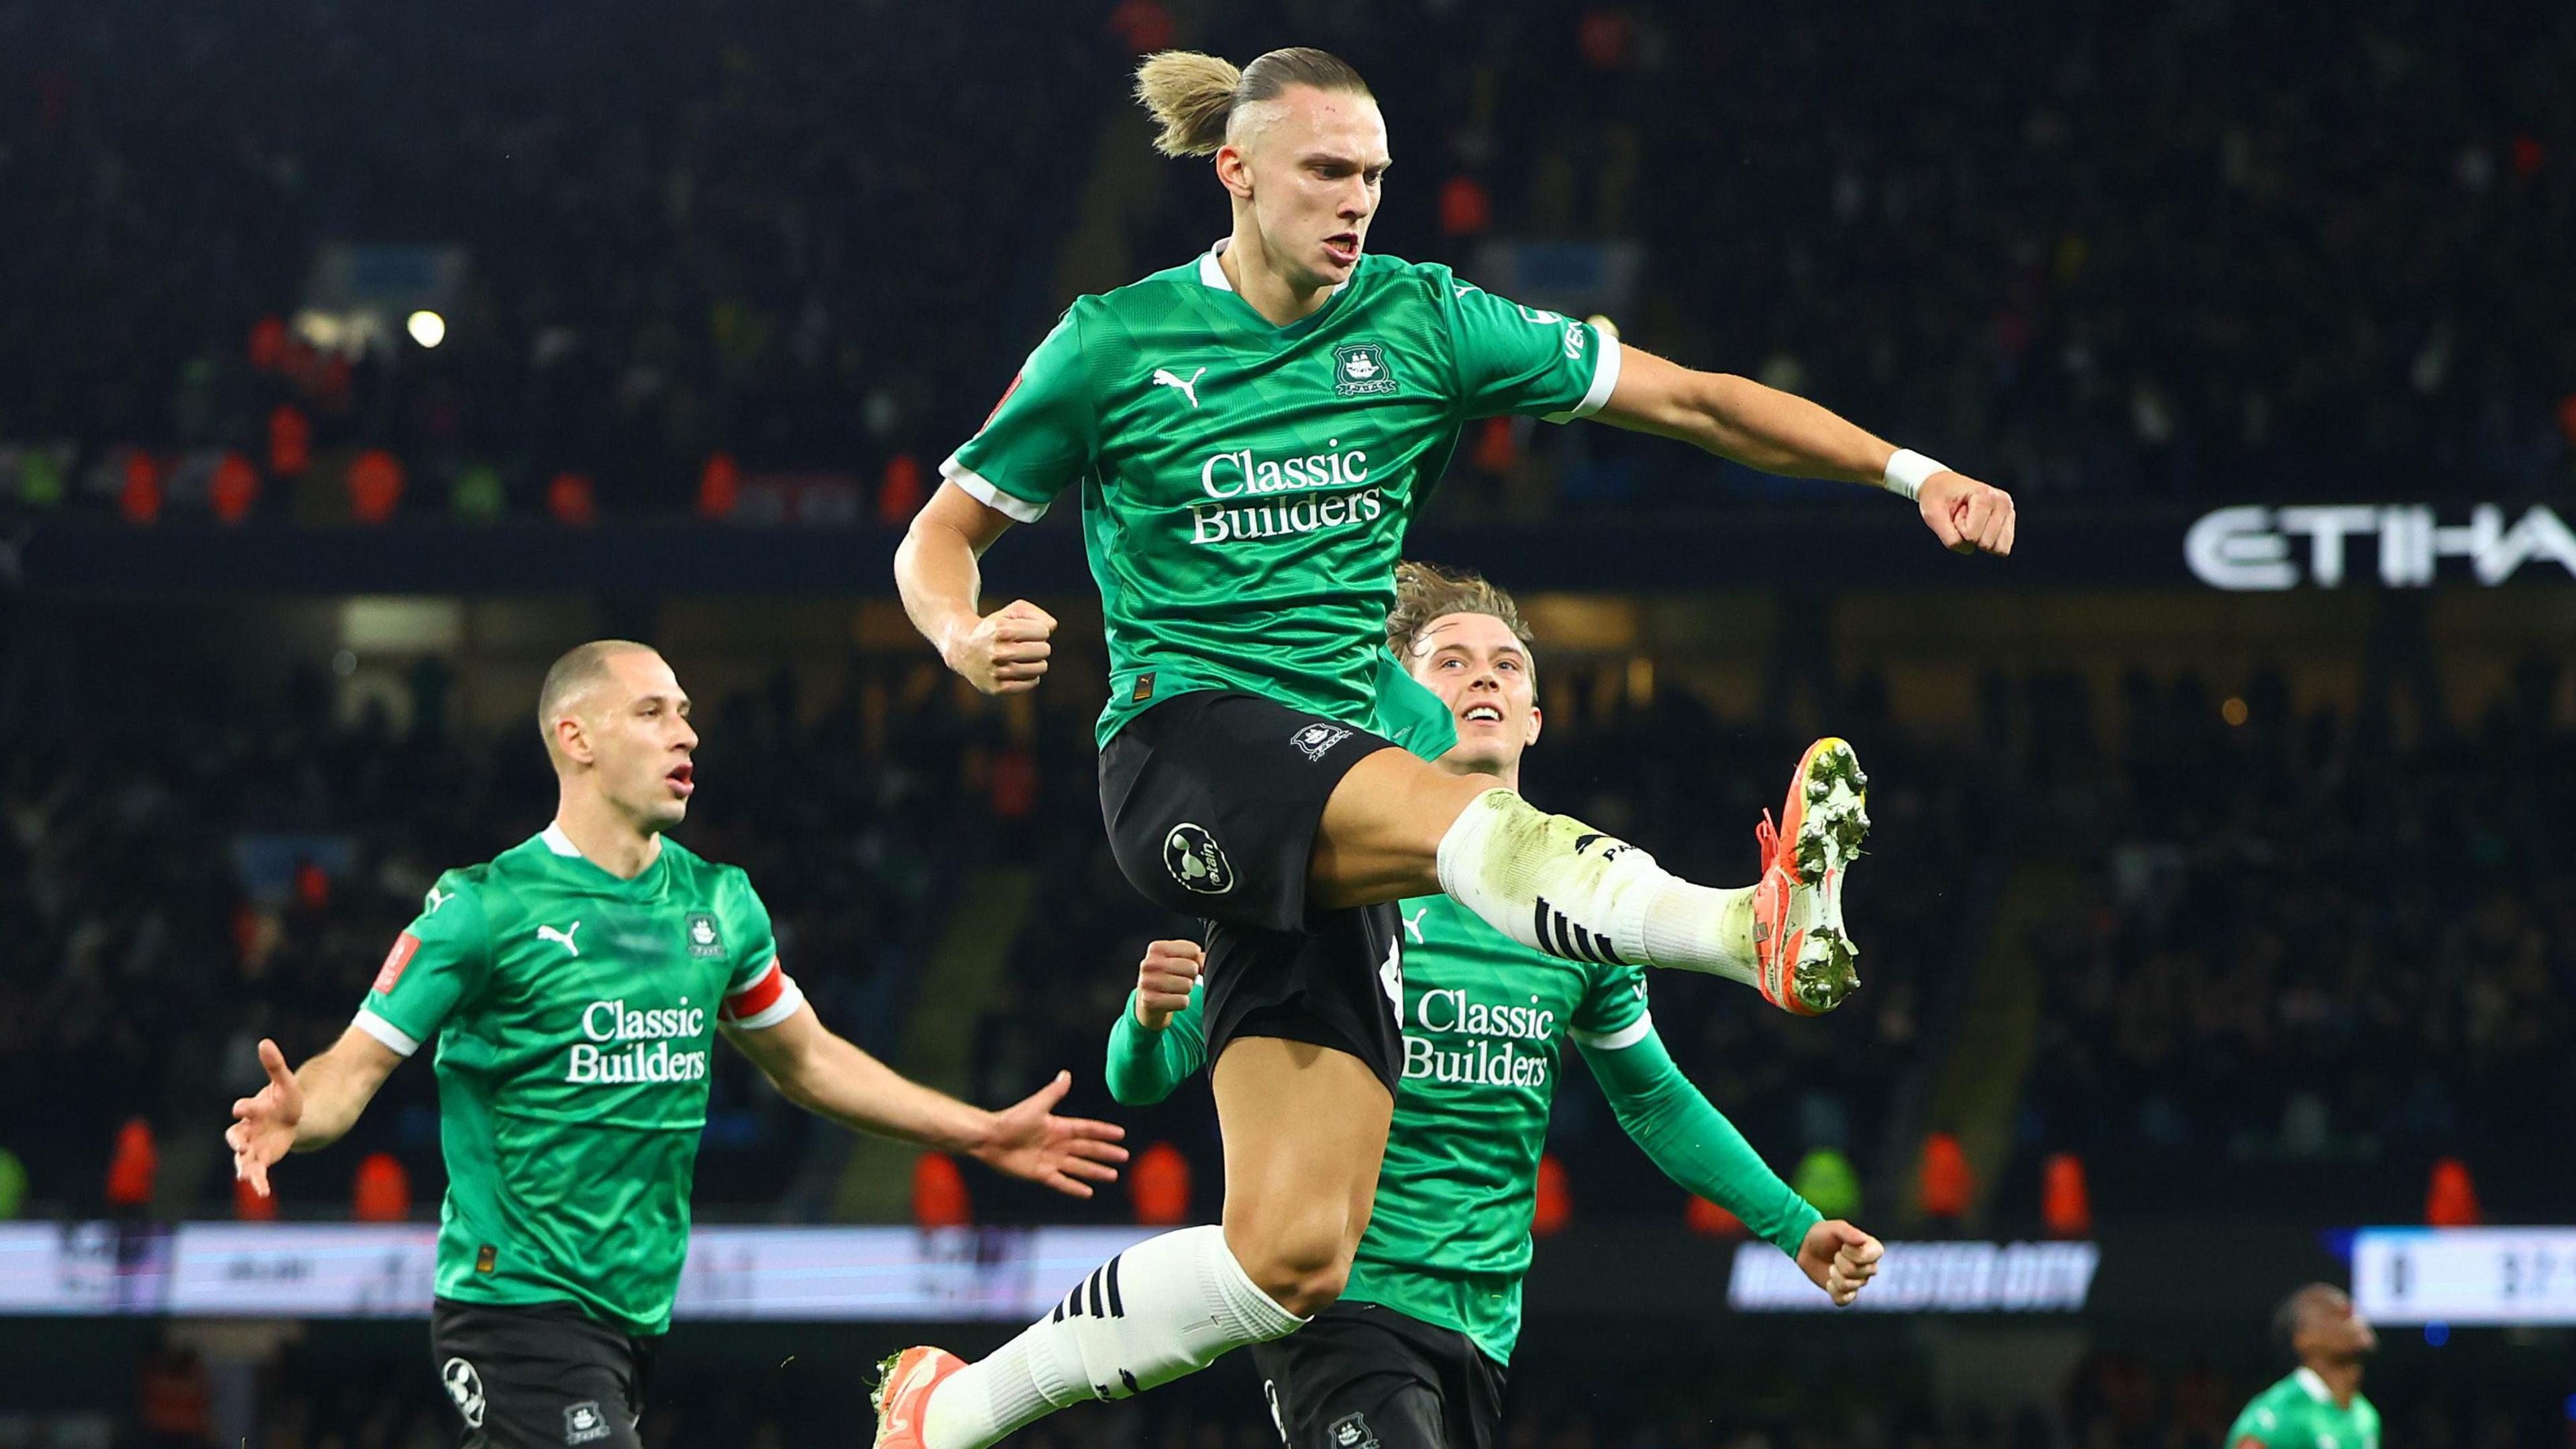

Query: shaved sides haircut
<box><xmin>1134</xmin><ymin>47</ymin><xmax>1373</xmax><ymax>158</ymax></box>
<box><xmin>537</xmin><ymin>639</ymin><xmax>657</xmax><ymax>753</ymax></box>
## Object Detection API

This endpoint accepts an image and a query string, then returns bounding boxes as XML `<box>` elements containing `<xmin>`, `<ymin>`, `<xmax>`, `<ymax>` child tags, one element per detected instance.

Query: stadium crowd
<box><xmin>5</xmin><ymin>0</ymin><xmax>2571</xmax><ymax>526</ymax></box>
<box><xmin>2011</xmin><ymin>652</ymin><xmax>2576</xmax><ymax>1219</ymax></box>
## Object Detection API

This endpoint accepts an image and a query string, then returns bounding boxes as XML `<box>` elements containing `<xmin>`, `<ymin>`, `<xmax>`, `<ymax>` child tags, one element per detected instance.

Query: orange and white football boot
<box><xmin>872</xmin><ymin>1346</ymin><xmax>968</xmax><ymax>1449</ymax></box>
<box><xmin>1750</xmin><ymin>737</ymin><xmax>1870</xmax><ymax>1015</ymax></box>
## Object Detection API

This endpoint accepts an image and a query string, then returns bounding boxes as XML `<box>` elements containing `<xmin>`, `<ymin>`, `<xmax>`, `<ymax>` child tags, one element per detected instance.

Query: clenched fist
<box><xmin>1918</xmin><ymin>472</ymin><xmax>2016</xmax><ymax>557</ymax></box>
<box><xmin>945</xmin><ymin>599</ymin><xmax>1057</xmax><ymax>695</ymax></box>
<box><xmin>1134</xmin><ymin>939</ymin><xmax>1203</xmax><ymax>1031</ymax></box>
<box><xmin>1796</xmin><ymin>1219</ymin><xmax>1884</xmax><ymax>1306</ymax></box>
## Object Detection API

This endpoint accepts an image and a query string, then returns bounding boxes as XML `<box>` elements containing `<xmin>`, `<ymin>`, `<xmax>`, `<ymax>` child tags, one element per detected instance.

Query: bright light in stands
<box><xmin>407</xmin><ymin>310</ymin><xmax>447</xmax><ymax>348</ymax></box>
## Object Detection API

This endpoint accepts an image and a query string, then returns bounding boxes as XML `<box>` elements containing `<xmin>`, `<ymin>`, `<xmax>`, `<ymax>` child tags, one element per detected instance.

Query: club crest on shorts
<box><xmin>1163</xmin><ymin>823</ymin><xmax>1235</xmax><ymax>895</ymax></box>
<box><xmin>440</xmin><ymin>1358</ymin><xmax>486</xmax><ymax>1429</ymax></box>
<box><xmin>1289</xmin><ymin>722</ymin><xmax>1353</xmax><ymax>761</ymax></box>
<box><xmin>563</xmin><ymin>1399</ymin><xmax>612</xmax><ymax>1446</ymax></box>
<box><xmin>1330</xmin><ymin>1413</ymin><xmax>1381</xmax><ymax>1449</ymax></box>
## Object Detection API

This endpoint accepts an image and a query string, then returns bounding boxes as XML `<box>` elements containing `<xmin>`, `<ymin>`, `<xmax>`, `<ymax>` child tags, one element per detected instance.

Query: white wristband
<box><xmin>1882</xmin><ymin>449</ymin><xmax>1947</xmax><ymax>502</ymax></box>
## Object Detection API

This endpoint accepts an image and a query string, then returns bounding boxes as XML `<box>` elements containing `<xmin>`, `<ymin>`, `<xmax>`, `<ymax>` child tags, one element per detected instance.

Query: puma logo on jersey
<box><xmin>1150</xmin><ymin>366</ymin><xmax>1205</xmax><ymax>408</ymax></box>
<box><xmin>1402</xmin><ymin>907</ymin><xmax>1429</xmax><ymax>944</ymax></box>
<box><xmin>423</xmin><ymin>887</ymin><xmax>455</xmax><ymax>914</ymax></box>
<box><xmin>537</xmin><ymin>922</ymin><xmax>582</xmax><ymax>957</ymax></box>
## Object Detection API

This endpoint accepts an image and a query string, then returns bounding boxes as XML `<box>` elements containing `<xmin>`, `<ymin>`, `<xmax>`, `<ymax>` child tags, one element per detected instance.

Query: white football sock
<box><xmin>920</xmin><ymin>1226</ymin><xmax>1303</xmax><ymax>1449</ymax></box>
<box><xmin>1435</xmin><ymin>788</ymin><xmax>1760</xmax><ymax>983</ymax></box>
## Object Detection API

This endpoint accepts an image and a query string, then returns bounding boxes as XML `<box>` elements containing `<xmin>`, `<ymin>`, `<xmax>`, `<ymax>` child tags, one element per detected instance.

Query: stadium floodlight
<box><xmin>407</xmin><ymin>310</ymin><xmax>447</xmax><ymax>348</ymax></box>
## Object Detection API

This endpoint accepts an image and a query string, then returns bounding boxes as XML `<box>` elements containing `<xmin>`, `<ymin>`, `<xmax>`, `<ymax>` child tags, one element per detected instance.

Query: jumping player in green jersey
<box><xmin>883</xmin><ymin>46</ymin><xmax>2006</xmax><ymax>1449</ymax></box>
<box><xmin>2226</xmin><ymin>1285</ymin><xmax>2381</xmax><ymax>1449</ymax></box>
<box><xmin>1103</xmin><ymin>564</ymin><xmax>1885</xmax><ymax>1449</ymax></box>
<box><xmin>225</xmin><ymin>641</ymin><xmax>1128</xmax><ymax>1449</ymax></box>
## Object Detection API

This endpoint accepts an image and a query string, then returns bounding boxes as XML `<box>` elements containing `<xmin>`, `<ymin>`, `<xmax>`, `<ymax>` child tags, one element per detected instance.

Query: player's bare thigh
<box><xmin>1307</xmin><ymin>747</ymin><xmax>1501</xmax><ymax>909</ymax></box>
<box><xmin>1212</xmin><ymin>1037</ymin><xmax>1392</xmax><ymax>1318</ymax></box>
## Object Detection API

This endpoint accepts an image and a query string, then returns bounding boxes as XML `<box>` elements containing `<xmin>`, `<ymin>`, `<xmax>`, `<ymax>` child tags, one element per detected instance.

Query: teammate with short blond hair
<box><xmin>1103</xmin><ymin>564</ymin><xmax>1883</xmax><ymax>1449</ymax></box>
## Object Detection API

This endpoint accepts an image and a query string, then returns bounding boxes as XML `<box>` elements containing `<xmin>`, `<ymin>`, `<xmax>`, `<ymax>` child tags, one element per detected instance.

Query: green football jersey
<box><xmin>354</xmin><ymin>824</ymin><xmax>801</xmax><ymax>1336</ymax></box>
<box><xmin>2226</xmin><ymin>1371</ymin><xmax>2381</xmax><ymax>1449</ymax></box>
<box><xmin>945</xmin><ymin>241</ymin><xmax>1621</xmax><ymax>746</ymax></box>
<box><xmin>1348</xmin><ymin>892</ymin><xmax>1653</xmax><ymax>1362</ymax></box>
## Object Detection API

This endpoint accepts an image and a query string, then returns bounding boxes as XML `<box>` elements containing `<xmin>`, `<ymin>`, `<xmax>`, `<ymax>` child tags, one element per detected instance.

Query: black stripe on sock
<box><xmin>1086</xmin><ymin>1266</ymin><xmax>1106</xmax><ymax>1320</ymax></box>
<box><xmin>1104</xmin><ymin>1254</ymin><xmax>1125</xmax><ymax>1318</ymax></box>
<box><xmin>1552</xmin><ymin>908</ymin><xmax>1584</xmax><ymax>963</ymax></box>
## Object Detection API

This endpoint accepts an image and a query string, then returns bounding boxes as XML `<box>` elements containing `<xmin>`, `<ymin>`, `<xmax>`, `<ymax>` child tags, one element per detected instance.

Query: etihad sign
<box><xmin>2186</xmin><ymin>504</ymin><xmax>2576</xmax><ymax>590</ymax></box>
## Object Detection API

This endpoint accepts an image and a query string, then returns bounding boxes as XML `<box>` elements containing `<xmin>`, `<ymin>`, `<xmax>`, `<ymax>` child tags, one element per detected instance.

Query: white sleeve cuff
<box><xmin>727</xmin><ymin>973</ymin><xmax>806</xmax><ymax>1032</ymax></box>
<box><xmin>1544</xmin><ymin>326</ymin><xmax>1623</xmax><ymax>424</ymax></box>
<box><xmin>352</xmin><ymin>1008</ymin><xmax>421</xmax><ymax>1058</ymax></box>
<box><xmin>941</xmin><ymin>456</ymin><xmax>1049</xmax><ymax>523</ymax></box>
<box><xmin>1569</xmin><ymin>1012</ymin><xmax>1653</xmax><ymax>1051</ymax></box>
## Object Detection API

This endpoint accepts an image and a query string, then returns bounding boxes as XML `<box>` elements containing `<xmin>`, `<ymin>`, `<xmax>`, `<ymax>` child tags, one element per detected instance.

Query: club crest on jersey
<box><xmin>1332</xmin><ymin>342</ymin><xmax>1397</xmax><ymax>397</ymax></box>
<box><xmin>1163</xmin><ymin>823</ymin><xmax>1235</xmax><ymax>896</ymax></box>
<box><xmin>685</xmin><ymin>912</ymin><xmax>724</xmax><ymax>959</ymax></box>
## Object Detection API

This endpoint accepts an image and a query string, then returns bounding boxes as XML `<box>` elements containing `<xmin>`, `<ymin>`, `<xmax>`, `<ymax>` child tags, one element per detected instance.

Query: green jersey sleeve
<box><xmin>1103</xmin><ymin>981</ymin><xmax>1209</xmax><ymax>1106</ymax></box>
<box><xmin>1444</xmin><ymin>280</ymin><xmax>1623</xmax><ymax>424</ymax></box>
<box><xmin>941</xmin><ymin>308</ymin><xmax>1095</xmax><ymax>522</ymax></box>
<box><xmin>1369</xmin><ymin>653</ymin><xmax>1461</xmax><ymax>764</ymax></box>
<box><xmin>1579</xmin><ymin>1018</ymin><xmax>1823</xmax><ymax>1258</ymax></box>
<box><xmin>1568</xmin><ymin>960</ymin><xmax>1653</xmax><ymax>1050</ymax></box>
<box><xmin>716</xmin><ymin>877</ymin><xmax>804</xmax><ymax>1030</ymax></box>
<box><xmin>353</xmin><ymin>872</ymin><xmax>493</xmax><ymax>1057</ymax></box>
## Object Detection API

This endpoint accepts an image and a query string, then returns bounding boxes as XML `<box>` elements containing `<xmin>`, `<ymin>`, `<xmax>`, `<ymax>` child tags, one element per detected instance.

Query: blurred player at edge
<box><xmin>1104</xmin><ymin>563</ymin><xmax>1884</xmax><ymax>1449</ymax></box>
<box><xmin>226</xmin><ymin>641</ymin><xmax>1128</xmax><ymax>1449</ymax></box>
<box><xmin>2225</xmin><ymin>1285</ymin><xmax>2381</xmax><ymax>1449</ymax></box>
<box><xmin>884</xmin><ymin>46</ymin><xmax>2010</xmax><ymax>1449</ymax></box>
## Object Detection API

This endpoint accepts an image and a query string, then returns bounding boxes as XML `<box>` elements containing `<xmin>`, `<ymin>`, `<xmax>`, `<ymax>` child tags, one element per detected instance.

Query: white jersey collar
<box><xmin>1197</xmin><ymin>237</ymin><xmax>1353</xmax><ymax>299</ymax></box>
<box><xmin>2293</xmin><ymin>1367</ymin><xmax>2332</xmax><ymax>1404</ymax></box>
<box><xmin>541</xmin><ymin>820</ymin><xmax>665</xmax><ymax>877</ymax></box>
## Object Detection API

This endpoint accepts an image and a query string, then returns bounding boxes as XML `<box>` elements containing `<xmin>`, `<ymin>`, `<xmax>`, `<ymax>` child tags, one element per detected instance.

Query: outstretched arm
<box><xmin>1595</xmin><ymin>347</ymin><xmax>2016</xmax><ymax>557</ymax></box>
<box><xmin>1580</xmin><ymin>1025</ymin><xmax>1882</xmax><ymax>1305</ymax></box>
<box><xmin>725</xmin><ymin>1000</ymin><xmax>1128</xmax><ymax>1198</ymax></box>
<box><xmin>227</xmin><ymin>1029</ymin><xmax>405</xmax><ymax>1196</ymax></box>
<box><xmin>895</xmin><ymin>480</ymin><xmax>1060</xmax><ymax>695</ymax></box>
<box><xmin>1104</xmin><ymin>940</ymin><xmax>1212</xmax><ymax>1106</ymax></box>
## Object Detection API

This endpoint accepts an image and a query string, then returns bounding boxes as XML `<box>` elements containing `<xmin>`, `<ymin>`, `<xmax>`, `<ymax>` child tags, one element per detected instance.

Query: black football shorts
<box><xmin>430</xmin><ymin>1297</ymin><xmax>657</xmax><ymax>1449</ymax></box>
<box><xmin>1252</xmin><ymin>1299</ymin><xmax>1507</xmax><ymax>1449</ymax></box>
<box><xmin>1099</xmin><ymin>689</ymin><xmax>1408</xmax><ymax>1093</ymax></box>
